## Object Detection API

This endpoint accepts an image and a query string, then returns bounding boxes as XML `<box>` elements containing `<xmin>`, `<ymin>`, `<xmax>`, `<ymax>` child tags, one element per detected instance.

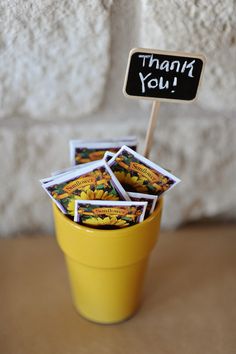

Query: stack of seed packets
<box><xmin>40</xmin><ymin>142</ymin><xmax>180</xmax><ymax>229</ymax></box>
<box><xmin>70</xmin><ymin>137</ymin><xmax>137</xmax><ymax>165</ymax></box>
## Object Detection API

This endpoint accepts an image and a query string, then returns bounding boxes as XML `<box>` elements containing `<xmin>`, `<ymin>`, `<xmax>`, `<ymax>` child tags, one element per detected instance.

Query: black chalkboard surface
<box><xmin>123</xmin><ymin>48</ymin><xmax>206</xmax><ymax>102</ymax></box>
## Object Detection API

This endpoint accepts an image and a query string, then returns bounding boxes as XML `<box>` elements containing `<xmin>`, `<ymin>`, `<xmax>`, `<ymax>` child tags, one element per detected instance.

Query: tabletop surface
<box><xmin>0</xmin><ymin>223</ymin><xmax>236</xmax><ymax>354</ymax></box>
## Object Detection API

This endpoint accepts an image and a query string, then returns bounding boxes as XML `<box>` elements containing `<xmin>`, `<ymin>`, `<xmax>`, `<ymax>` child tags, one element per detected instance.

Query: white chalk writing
<box><xmin>139</xmin><ymin>72</ymin><xmax>171</xmax><ymax>93</ymax></box>
<box><xmin>138</xmin><ymin>54</ymin><xmax>195</xmax><ymax>78</ymax></box>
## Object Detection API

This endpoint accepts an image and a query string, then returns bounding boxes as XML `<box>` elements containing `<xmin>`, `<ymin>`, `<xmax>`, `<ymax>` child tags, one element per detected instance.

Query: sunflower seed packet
<box><xmin>74</xmin><ymin>200</ymin><xmax>147</xmax><ymax>229</ymax></box>
<box><xmin>41</xmin><ymin>160</ymin><xmax>130</xmax><ymax>216</ymax></box>
<box><xmin>70</xmin><ymin>137</ymin><xmax>137</xmax><ymax>165</ymax></box>
<box><xmin>108</xmin><ymin>145</ymin><xmax>181</xmax><ymax>197</ymax></box>
<box><xmin>128</xmin><ymin>192</ymin><xmax>158</xmax><ymax>218</ymax></box>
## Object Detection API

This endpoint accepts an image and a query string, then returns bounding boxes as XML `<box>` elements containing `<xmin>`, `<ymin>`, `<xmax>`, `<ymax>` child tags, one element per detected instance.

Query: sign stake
<box><xmin>143</xmin><ymin>101</ymin><xmax>160</xmax><ymax>158</ymax></box>
<box><xmin>123</xmin><ymin>48</ymin><xmax>206</xmax><ymax>157</ymax></box>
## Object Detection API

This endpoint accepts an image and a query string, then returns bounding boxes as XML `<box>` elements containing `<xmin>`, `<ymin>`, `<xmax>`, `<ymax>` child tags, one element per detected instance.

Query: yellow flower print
<box><xmin>93</xmin><ymin>169</ymin><xmax>103</xmax><ymax>178</ymax></box>
<box><xmin>78</xmin><ymin>189</ymin><xmax>119</xmax><ymax>201</ymax></box>
<box><xmin>67</xmin><ymin>196</ymin><xmax>81</xmax><ymax>216</ymax></box>
<box><xmin>83</xmin><ymin>216</ymin><xmax>129</xmax><ymax>228</ymax></box>
<box><xmin>114</xmin><ymin>171</ymin><xmax>148</xmax><ymax>192</ymax></box>
<box><xmin>67</xmin><ymin>189</ymin><xmax>119</xmax><ymax>216</ymax></box>
<box><xmin>115</xmin><ymin>171</ymin><xmax>138</xmax><ymax>185</ymax></box>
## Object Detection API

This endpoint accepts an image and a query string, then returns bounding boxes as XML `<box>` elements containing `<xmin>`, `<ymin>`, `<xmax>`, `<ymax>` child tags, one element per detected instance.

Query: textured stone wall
<box><xmin>0</xmin><ymin>0</ymin><xmax>235</xmax><ymax>236</ymax></box>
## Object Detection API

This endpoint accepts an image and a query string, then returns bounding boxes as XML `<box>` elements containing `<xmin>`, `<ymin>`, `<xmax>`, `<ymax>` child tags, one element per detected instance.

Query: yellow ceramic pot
<box><xmin>53</xmin><ymin>199</ymin><xmax>163</xmax><ymax>324</ymax></box>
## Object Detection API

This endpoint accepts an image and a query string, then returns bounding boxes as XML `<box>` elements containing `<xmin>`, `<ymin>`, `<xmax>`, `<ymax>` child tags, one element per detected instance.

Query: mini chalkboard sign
<box><xmin>123</xmin><ymin>48</ymin><xmax>205</xmax><ymax>102</ymax></box>
<box><xmin>123</xmin><ymin>48</ymin><xmax>206</xmax><ymax>157</ymax></box>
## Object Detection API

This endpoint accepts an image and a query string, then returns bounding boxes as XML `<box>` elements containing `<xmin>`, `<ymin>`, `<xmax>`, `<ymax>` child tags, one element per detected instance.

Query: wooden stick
<box><xmin>143</xmin><ymin>101</ymin><xmax>160</xmax><ymax>158</ymax></box>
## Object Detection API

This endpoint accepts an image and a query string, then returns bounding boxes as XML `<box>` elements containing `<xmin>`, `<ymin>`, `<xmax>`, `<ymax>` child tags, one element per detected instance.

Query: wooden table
<box><xmin>1</xmin><ymin>224</ymin><xmax>235</xmax><ymax>354</ymax></box>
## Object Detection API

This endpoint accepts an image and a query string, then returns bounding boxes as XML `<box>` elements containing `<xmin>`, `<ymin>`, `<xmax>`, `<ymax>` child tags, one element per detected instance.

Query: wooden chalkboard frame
<box><xmin>123</xmin><ymin>48</ymin><xmax>206</xmax><ymax>103</ymax></box>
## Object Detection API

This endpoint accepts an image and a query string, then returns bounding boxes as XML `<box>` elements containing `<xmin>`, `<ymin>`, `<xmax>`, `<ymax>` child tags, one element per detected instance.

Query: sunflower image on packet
<box><xmin>128</xmin><ymin>192</ymin><xmax>158</xmax><ymax>218</ymax></box>
<box><xmin>70</xmin><ymin>137</ymin><xmax>137</xmax><ymax>165</ymax></box>
<box><xmin>108</xmin><ymin>145</ymin><xmax>181</xmax><ymax>197</ymax></box>
<box><xmin>74</xmin><ymin>200</ymin><xmax>147</xmax><ymax>229</ymax></box>
<box><xmin>41</xmin><ymin>160</ymin><xmax>130</xmax><ymax>216</ymax></box>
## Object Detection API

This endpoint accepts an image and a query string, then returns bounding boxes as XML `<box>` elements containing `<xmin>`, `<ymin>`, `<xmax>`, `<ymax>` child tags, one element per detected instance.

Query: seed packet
<box><xmin>108</xmin><ymin>145</ymin><xmax>181</xmax><ymax>197</ymax></box>
<box><xmin>103</xmin><ymin>151</ymin><xmax>115</xmax><ymax>163</ymax></box>
<box><xmin>74</xmin><ymin>200</ymin><xmax>147</xmax><ymax>229</ymax></box>
<box><xmin>70</xmin><ymin>137</ymin><xmax>137</xmax><ymax>165</ymax></box>
<box><xmin>41</xmin><ymin>160</ymin><xmax>130</xmax><ymax>216</ymax></box>
<box><xmin>128</xmin><ymin>192</ymin><xmax>158</xmax><ymax>218</ymax></box>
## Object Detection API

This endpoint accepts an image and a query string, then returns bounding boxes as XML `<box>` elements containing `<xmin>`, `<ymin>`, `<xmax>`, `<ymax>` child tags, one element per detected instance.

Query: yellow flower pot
<box><xmin>53</xmin><ymin>198</ymin><xmax>163</xmax><ymax>324</ymax></box>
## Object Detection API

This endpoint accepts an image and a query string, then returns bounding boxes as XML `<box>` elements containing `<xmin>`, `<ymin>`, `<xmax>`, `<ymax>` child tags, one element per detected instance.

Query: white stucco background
<box><xmin>0</xmin><ymin>0</ymin><xmax>235</xmax><ymax>236</ymax></box>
